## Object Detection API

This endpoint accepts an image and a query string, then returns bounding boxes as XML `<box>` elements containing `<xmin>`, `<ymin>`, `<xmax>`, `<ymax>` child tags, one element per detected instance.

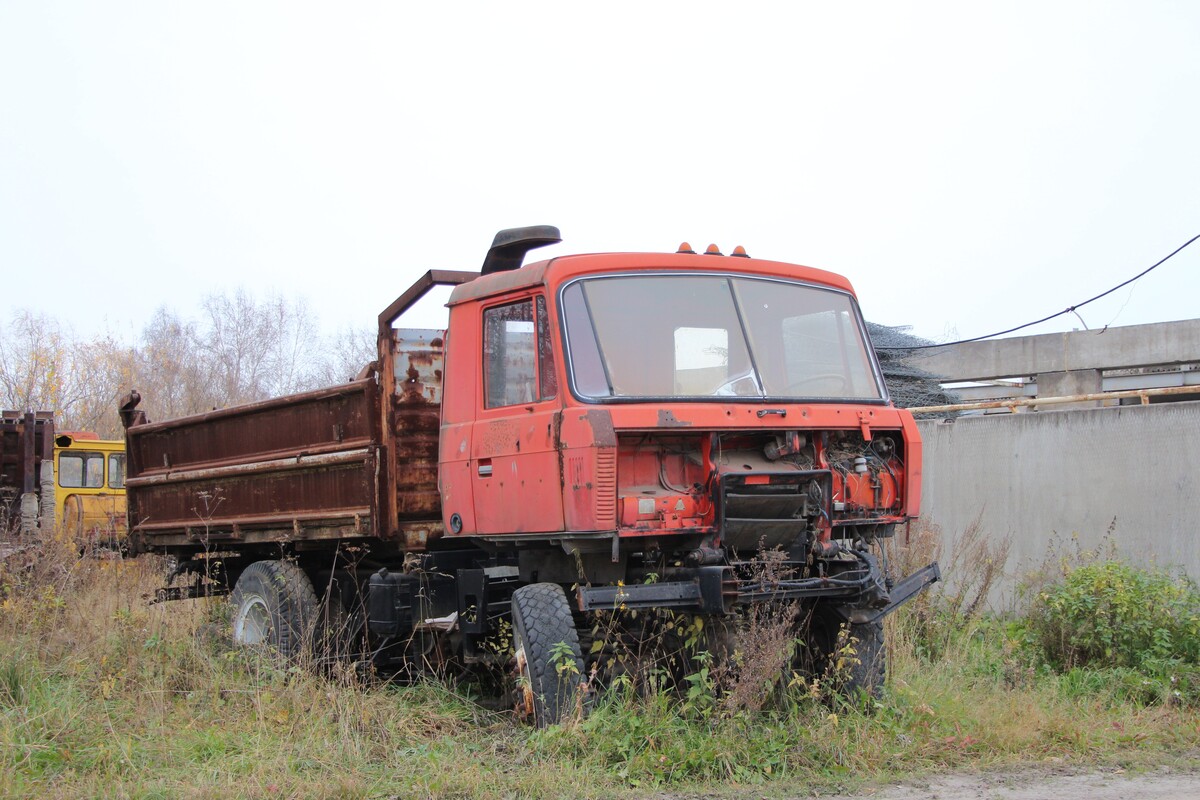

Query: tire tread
<box><xmin>512</xmin><ymin>583</ymin><xmax>584</xmax><ymax>726</ymax></box>
<box><xmin>230</xmin><ymin>559</ymin><xmax>318</xmax><ymax>660</ymax></box>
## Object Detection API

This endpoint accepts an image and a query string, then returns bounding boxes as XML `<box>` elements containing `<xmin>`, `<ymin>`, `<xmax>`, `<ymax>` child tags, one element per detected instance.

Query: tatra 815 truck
<box><xmin>120</xmin><ymin>226</ymin><xmax>938</xmax><ymax>724</ymax></box>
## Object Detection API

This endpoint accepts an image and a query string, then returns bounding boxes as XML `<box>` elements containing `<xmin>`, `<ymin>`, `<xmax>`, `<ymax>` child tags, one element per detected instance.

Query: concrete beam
<box><xmin>902</xmin><ymin>318</ymin><xmax>1200</xmax><ymax>382</ymax></box>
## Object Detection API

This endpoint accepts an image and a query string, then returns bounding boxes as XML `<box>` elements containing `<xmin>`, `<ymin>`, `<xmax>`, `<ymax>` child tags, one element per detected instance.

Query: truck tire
<box><xmin>807</xmin><ymin>612</ymin><xmax>886</xmax><ymax>700</ymax></box>
<box><xmin>230</xmin><ymin>560</ymin><xmax>318</xmax><ymax>661</ymax></box>
<box><xmin>511</xmin><ymin>583</ymin><xmax>585</xmax><ymax>727</ymax></box>
<box><xmin>842</xmin><ymin>620</ymin><xmax>885</xmax><ymax>699</ymax></box>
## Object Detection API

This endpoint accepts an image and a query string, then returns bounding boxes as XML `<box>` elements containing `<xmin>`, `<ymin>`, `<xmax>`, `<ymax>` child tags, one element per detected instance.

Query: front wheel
<box><xmin>511</xmin><ymin>583</ymin><xmax>585</xmax><ymax>727</ymax></box>
<box><xmin>806</xmin><ymin>611</ymin><xmax>886</xmax><ymax>700</ymax></box>
<box><xmin>841</xmin><ymin>620</ymin><xmax>885</xmax><ymax>698</ymax></box>
<box><xmin>230</xmin><ymin>560</ymin><xmax>318</xmax><ymax>661</ymax></box>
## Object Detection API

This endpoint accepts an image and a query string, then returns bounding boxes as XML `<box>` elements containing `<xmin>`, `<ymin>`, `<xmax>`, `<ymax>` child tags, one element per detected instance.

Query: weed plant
<box><xmin>1016</xmin><ymin>544</ymin><xmax>1200</xmax><ymax>708</ymax></box>
<box><xmin>1</xmin><ymin>524</ymin><xmax>1198</xmax><ymax>798</ymax></box>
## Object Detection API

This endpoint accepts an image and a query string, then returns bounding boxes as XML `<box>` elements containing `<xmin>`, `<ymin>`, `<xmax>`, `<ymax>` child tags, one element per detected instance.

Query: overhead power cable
<box><xmin>876</xmin><ymin>233</ymin><xmax>1200</xmax><ymax>350</ymax></box>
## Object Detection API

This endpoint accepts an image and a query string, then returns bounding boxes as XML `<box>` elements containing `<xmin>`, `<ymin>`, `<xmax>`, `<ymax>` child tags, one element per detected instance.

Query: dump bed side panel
<box><xmin>383</xmin><ymin>329</ymin><xmax>445</xmax><ymax>550</ymax></box>
<box><xmin>124</xmin><ymin>380</ymin><xmax>381</xmax><ymax>551</ymax></box>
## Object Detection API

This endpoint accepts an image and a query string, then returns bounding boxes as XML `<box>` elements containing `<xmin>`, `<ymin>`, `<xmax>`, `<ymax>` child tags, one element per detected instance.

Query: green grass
<box><xmin>1</xmin><ymin>541</ymin><xmax>1198</xmax><ymax>799</ymax></box>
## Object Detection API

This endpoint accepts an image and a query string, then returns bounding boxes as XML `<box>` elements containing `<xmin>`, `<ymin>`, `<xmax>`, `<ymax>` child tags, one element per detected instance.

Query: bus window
<box><xmin>108</xmin><ymin>453</ymin><xmax>126</xmax><ymax>489</ymax></box>
<box><xmin>60</xmin><ymin>452</ymin><xmax>105</xmax><ymax>489</ymax></box>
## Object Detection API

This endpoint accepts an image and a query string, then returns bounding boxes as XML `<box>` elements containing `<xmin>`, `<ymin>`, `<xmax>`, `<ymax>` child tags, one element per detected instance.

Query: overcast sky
<box><xmin>2</xmin><ymin>2</ymin><xmax>1197</xmax><ymax>343</ymax></box>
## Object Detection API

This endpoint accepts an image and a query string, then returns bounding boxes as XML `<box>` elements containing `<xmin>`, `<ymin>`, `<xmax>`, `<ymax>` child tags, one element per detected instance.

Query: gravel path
<box><xmin>810</xmin><ymin>766</ymin><xmax>1200</xmax><ymax>800</ymax></box>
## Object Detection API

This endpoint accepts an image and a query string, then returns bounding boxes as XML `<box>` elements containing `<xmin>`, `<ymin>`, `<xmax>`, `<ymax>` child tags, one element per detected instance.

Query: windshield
<box><xmin>560</xmin><ymin>274</ymin><xmax>884</xmax><ymax>401</ymax></box>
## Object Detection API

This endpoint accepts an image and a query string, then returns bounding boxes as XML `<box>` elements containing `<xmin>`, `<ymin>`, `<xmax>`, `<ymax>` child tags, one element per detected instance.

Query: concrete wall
<box><xmin>905</xmin><ymin>318</ymin><xmax>1200</xmax><ymax>382</ymax></box>
<box><xmin>914</xmin><ymin>400</ymin><xmax>1200</xmax><ymax>608</ymax></box>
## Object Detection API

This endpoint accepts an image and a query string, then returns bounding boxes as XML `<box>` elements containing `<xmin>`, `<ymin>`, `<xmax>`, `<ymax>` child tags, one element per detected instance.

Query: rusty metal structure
<box><xmin>123</xmin><ymin>381</ymin><xmax>380</xmax><ymax>545</ymax></box>
<box><xmin>121</xmin><ymin>273</ymin><xmax>480</xmax><ymax>554</ymax></box>
<box><xmin>907</xmin><ymin>384</ymin><xmax>1200</xmax><ymax>415</ymax></box>
<box><xmin>1</xmin><ymin>410</ymin><xmax>53</xmax><ymax>534</ymax></box>
<box><xmin>121</xmin><ymin>227</ymin><xmax>939</xmax><ymax>725</ymax></box>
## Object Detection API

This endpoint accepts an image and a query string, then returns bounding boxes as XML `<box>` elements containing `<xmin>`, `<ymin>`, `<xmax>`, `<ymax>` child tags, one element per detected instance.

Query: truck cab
<box><xmin>429</xmin><ymin>239</ymin><xmax>923</xmax><ymax>612</ymax></box>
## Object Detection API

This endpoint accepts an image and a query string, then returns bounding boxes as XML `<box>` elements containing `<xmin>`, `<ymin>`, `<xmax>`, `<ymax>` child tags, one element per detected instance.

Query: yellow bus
<box><xmin>54</xmin><ymin>432</ymin><xmax>127</xmax><ymax>545</ymax></box>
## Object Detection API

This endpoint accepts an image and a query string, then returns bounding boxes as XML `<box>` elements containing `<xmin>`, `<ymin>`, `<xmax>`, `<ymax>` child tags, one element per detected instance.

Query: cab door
<box><xmin>470</xmin><ymin>295</ymin><xmax>564</xmax><ymax>534</ymax></box>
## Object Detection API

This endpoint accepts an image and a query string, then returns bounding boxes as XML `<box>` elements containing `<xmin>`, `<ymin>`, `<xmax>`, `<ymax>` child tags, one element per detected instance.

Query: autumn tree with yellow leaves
<box><xmin>0</xmin><ymin>292</ymin><xmax>374</xmax><ymax>438</ymax></box>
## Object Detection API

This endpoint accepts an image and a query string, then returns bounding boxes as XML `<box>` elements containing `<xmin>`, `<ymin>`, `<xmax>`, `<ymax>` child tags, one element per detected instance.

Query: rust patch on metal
<box><xmin>479</xmin><ymin>421</ymin><xmax>519</xmax><ymax>455</ymax></box>
<box><xmin>394</xmin><ymin>330</ymin><xmax>445</xmax><ymax>407</ymax></box>
<box><xmin>657</xmin><ymin>409</ymin><xmax>692</xmax><ymax>428</ymax></box>
<box><xmin>128</xmin><ymin>380</ymin><xmax>377</xmax><ymax>478</ymax></box>
<box><xmin>580</xmin><ymin>409</ymin><xmax>616</xmax><ymax>446</ymax></box>
<box><xmin>123</xmin><ymin>380</ymin><xmax>384</xmax><ymax>545</ymax></box>
<box><xmin>388</xmin><ymin>330</ymin><xmax>445</xmax><ymax>526</ymax></box>
<box><xmin>398</xmin><ymin>521</ymin><xmax>445</xmax><ymax>550</ymax></box>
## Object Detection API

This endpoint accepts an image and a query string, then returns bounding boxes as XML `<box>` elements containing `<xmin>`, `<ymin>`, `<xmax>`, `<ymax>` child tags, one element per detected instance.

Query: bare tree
<box><xmin>65</xmin><ymin>333</ymin><xmax>133</xmax><ymax>437</ymax></box>
<box><xmin>0</xmin><ymin>310</ymin><xmax>71</xmax><ymax>413</ymax></box>
<box><xmin>258</xmin><ymin>293</ymin><xmax>322</xmax><ymax>396</ymax></box>
<box><xmin>130</xmin><ymin>308</ymin><xmax>215</xmax><ymax>423</ymax></box>
<box><xmin>0</xmin><ymin>311</ymin><xmax>134</xmax><ymax>437</ymax></box>
<box><xmin>2</xmin><ymin>289</ymin><xmax>385</xmax><ymax>435</ymax></box>
<box><xmin>311</xmin><ymin>324</ymin><xmax>377</xmax><ymax>386</ymax></box>
<box><xmin>196</xmin><ymin>290</ymin><xmax>323</xmax><ymax>405</ymax></box>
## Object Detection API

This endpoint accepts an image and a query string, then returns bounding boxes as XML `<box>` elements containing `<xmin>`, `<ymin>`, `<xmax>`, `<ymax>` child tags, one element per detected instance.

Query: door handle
<box><xmin>477</xmin><ymin>459</ymin><xmax>493</xmax><ymax>477</ymax></box>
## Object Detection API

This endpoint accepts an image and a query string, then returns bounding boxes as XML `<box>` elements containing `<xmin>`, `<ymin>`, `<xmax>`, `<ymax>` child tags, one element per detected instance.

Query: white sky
<box><xmin>2</xmin><ymin>2</ymin><xmax>1198</xmax><ymax>343</ymax></box>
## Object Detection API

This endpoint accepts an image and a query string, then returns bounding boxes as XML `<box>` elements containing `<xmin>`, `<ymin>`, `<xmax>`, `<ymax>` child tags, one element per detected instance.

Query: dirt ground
<box><xmin>658</xmin><ymin>765</ymin><xmax>1200</xmax><ymax>800</ymax></box>
<box><xmin>808</xmin><ymin>766</ymin><xmax>1200</xmax><ymax>800</ymax></box>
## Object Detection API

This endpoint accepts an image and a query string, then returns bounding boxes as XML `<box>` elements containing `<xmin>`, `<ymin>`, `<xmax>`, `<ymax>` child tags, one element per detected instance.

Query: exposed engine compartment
<box><xmin>615</xmin><ymin>428</ymin><xmax>909</xmax><ymax>549</ymax></box>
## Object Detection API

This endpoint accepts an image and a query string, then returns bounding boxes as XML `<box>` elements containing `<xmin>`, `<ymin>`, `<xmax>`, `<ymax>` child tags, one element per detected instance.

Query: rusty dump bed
<box><xmin>123</xmin><ymin>380</ymin><xmax>385</xmax><ymax>550</ymax></box>
<box><xmin>123</xmin><ymin>324</ymin><xmax>449</xmax><ymax>553</ymax></box>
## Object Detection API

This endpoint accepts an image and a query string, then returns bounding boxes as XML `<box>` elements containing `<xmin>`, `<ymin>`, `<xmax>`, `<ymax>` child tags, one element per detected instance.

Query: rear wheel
<box><xmin>511</xmin><ymin>583</ymin><xmax>585</xmax><ymax>727</ymax></box>
<box><xmin>230</xmin><ymin>560</ymin><xmax>318</xmax><ymax>661</ymax></box>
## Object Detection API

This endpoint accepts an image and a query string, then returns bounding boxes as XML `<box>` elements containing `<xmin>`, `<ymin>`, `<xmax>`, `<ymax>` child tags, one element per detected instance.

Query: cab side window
<box><xmin>483</xmin><ymin>297</ymin><xmax>557</xmax><ymax>408</ymax></box>
<box><xmin>536</xmin><ymin>296</ymin><xmax>557</xmax><ymax>400</ymax></box>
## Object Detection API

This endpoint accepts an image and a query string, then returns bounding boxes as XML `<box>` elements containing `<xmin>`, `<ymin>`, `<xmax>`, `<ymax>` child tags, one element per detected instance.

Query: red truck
<box><xmin>120</xmin><ymin>227</ymin><xmax>938</xmax><ymax>724</ymax></box>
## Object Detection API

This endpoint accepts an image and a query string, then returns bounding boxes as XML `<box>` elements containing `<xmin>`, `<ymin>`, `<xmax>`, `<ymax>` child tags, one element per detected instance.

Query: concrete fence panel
<box><xmin>914</xmin><ymin>400</ymin><xmax>1200</xmax><ymax>608</ymax></box>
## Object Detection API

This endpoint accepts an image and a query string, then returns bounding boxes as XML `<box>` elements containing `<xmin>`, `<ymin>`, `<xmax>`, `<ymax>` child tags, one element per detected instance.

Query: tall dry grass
<box><xmin>1</xmin><ymin>521</ymin><xmax>1198</xmax><ymax>798</ymax></box>
<box><xmin>0</xmin><ymin>528</ymin><xmax>530</xmax><ymax>798</ymax></box>
<box><xmin>889</xmin><ymin>516</ymin><xmax>1011</xmax><ymax>660</ymax></box>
